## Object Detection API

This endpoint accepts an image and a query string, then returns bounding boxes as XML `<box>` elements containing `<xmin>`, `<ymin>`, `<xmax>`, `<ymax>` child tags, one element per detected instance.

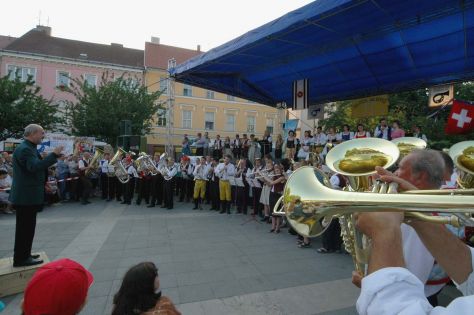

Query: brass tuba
<box><xmin>135</xmin><ymin>152</ymin><xmax>159</xmax><ymax>176</ymax></box>
<box><xmin>392</xmin><ymin>137</ymin><xmax>427</xmax><ymax>161</ymax></box>
<box><xmin>449</xmin><ymin>141</ymin><xmax>474</xmax><ymax>188</ymax></box>
<box><xmin>85</xmin><ymin>148</ymin><xmax>104</xmax><ymax>176</ymax></box>
<box><xmin>110</xmin><ymin>148</ymin><xmax>130</xmax><ymax>184</ymax></box>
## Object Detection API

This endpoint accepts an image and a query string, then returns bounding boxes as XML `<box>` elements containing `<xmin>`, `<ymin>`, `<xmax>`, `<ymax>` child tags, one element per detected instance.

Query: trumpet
<box><xmin>274</xmin><ymin>138</ymin><xmax>474</xmax><ymax>273</ymax></box>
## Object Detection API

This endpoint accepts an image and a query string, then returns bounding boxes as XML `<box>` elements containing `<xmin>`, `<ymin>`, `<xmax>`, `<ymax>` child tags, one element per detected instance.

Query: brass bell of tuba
<box><xmin>391</xmin><ymin>137</ymin><xmax>427</xmax><ymax>161</ymax></box>
<box><xmin>449</xmin><ymin>140</ymin><xmax>474</xmax><ymax>189</ymax></box>
<box><xmin>110</xmin><ymin>148</ymin><xmax>130</xmax><ymax>184</ymax></box>
<box><xmin>85</xmin><ymin>148</ymin><xmax>104</xmax><ymax>176</ymax></box>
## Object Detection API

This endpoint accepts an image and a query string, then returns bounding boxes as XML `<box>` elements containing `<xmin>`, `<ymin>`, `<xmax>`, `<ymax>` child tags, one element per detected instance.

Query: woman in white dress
<box><xmin>258</xmin><ymin>159</ymin><xmax>274</xmax><ymax>223</ymax></box>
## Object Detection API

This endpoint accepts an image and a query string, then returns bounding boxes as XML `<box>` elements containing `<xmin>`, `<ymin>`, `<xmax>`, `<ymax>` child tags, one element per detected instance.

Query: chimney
<box><xmin>197</xmin><ymin>45</ymin><xmax>201</xmax><ymax>52</ymax></box>
<box><xmin>151</xmin><ymin>36</ymin><xmax>160</xmax><ymax>44</ymax></box>
<box><xmin>111</xmin><ymin>43</ymin><xmax>123</xmax><ymax>48</ymax></box>
<box><xmin>35</xmin><ymin>25</ymin><xmax>52</xmax><ymax>36</ymax></box>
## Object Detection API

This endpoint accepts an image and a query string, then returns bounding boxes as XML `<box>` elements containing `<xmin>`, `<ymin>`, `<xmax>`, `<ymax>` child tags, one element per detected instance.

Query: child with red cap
<box><xmin>21</xmin><ymin>258</ymin><xmax>94</xmax><ymax>315</ymax></box>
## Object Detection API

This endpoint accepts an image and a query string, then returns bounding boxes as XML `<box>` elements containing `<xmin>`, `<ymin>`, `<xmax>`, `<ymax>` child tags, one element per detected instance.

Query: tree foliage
<box><xmin>320</xmin><ymin>83</ymin><xmax>474</xmax><ymax>148</ymax></box>
<box><xmin>65</xmin><ymin>73</ymin><xmax>163</xmax><ymax>146</ymax></box>
<box><xmin>0</xmin><ymin>74</ymin><xmax>63</xmax><ymax>141</ymax></box>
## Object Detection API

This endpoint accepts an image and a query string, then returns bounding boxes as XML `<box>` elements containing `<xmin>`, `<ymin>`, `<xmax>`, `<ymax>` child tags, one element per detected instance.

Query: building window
<box><xmin>206</xmin><ymin>90</ymin><xmax>214</xmax><ymax>99</ymax></box>
<box><xmin>57</xmin><ymin>71</ymin><xmax>70</xmax><ymax>88</ymax></box>
<box><xmin>266</xmin><ymin>118</ymin><xmax>274</xmax><ymax>134</ymax></box>
<box><xmin>227</xmin><ymin>95</ymin><xmax>235</xmax><ymax>101</ymax></box>
<box><xmin>183</xmin><ymin>84</ymin><xmax>192</xmax><ymax>97</ymax></box>
<box><xmin>157</xmin><ymin>108</ymin><xmax>167</xmax><ymax>127</ymax></box>
<box><xmin>247</xmin><ymin>116</ymin><xmax>256</xmax><ymax>133</ymax></box>
<box><xmin>7</xmin><ymin>65</ymin><xmax>36</xmax><ymax>82</ymax></box>
<box><xmin>159</xmin><ymin>77</ymin><xmax>168</xmax><ymax>94</ymax></box>
<box><xmin>225</xmin><ymin>114</ymin><xmax>235</xmax><ymax>132</ymax></box>
<box><xmin>84</xmin><ymin>74</ymin><xmax>97</xmax><ymax>87</ymax></box>
<box><xmin>182</xmin><ymin>110</ymin><xmax>192</xmax><ymax>129</ymax></box>
<box><xmin>205</xmin><ymin>112</ymin><xmax>215</xmax><ymax>130</ymax></box>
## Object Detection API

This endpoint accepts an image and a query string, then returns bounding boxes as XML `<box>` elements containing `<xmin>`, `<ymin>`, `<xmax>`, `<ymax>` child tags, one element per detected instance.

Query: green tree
<box><xmin>65</xmin><ymin>73</ymin><xmax>163</xmax><ymax>146</ymax></box>
<box><xmin>320</xmin><ymin>84</ymin><xmax>474</xmax><ymax>148</ymax></box>
<box><xmin>0</xmin><ymin>74</ymin><xmax>63</xmax><ymax>141</ymax></box>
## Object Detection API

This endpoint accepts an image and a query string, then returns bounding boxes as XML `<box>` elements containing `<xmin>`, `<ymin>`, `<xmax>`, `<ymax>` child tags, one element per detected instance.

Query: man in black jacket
<box><xmin>10</xmin><ymin>124</ymin><xmax>63</xmax><ymax>267</ymax></box>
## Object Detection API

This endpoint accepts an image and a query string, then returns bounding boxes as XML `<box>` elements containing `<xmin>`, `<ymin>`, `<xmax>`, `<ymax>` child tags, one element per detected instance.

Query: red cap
<box><xmin>23</xmin><ymin>258</ymin><xmax>94</xmax><ymax>315</ymax></box>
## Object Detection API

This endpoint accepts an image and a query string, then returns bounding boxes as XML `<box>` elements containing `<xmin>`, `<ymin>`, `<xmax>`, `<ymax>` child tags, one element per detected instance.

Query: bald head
<box><xmin>24</xmin><ymin>124</ymin><xmax>45</xmax><ymax>145</ymax></box>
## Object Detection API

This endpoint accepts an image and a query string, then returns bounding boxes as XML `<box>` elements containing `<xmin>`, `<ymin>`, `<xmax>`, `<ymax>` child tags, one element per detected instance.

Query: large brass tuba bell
<box><xmin>449</xmin><ymin>140</ymin><xmax>474</xmax><ymax>188</ymax></box>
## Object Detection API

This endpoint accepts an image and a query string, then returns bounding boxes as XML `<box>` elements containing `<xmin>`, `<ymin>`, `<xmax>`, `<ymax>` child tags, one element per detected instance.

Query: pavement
<box><xmin>0</xmin><ymin>198</ymin><xmax>461</xmax><ymax>315</ymax></box>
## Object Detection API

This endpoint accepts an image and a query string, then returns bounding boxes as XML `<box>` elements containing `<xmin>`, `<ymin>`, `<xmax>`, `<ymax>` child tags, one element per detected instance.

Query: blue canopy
<box><xmin>173</xmin><ymin>0</ymin><xmax>474</xmax><ymax>107</ymax></box>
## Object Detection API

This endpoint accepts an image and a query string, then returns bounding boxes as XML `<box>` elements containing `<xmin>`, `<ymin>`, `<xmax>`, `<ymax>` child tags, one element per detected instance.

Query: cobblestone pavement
<box><xmin>0</xmin><ymin>199</ymin><xmax>460</xmax><ymax>314</ymax></box>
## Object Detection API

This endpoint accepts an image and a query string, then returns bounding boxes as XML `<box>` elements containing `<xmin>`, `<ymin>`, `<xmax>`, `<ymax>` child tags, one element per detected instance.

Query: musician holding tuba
<box><xmin>215</xmin><ymin>155</ymin><xmax>235</xmax><ymax>214</ymax></box>
<box><xmin>192</xmin><ymin>157</ymin><xmax>210</xmax><ymax>210</ymax></box>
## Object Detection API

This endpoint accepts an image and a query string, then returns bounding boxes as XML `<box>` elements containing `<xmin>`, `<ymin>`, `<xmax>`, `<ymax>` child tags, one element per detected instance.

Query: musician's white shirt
<box><xmin>127</xmin><ymin>164</ymin><xmax>139</xmax><ymax>178</ymax></box>
<box><xmin>78</xmin><ymin>159</ymin><xmax>90</xmax><ymax>170</ymax></box>
<box><xmin>193</xmin><ymin>163</ymin><xmax>210</xmax><ymax>180</ymax></box>
<box><xmin>215</xmin><ymin>163</ymin><xmax>236</xmax><ymax>180</ymax></box>
<box><xmin>165</xmin><ymin>165</ymin><xmax>177</xmax><ymax>178</ymax></box>
<box><xmin>100</xmin><ymin>159</ymin><xmax>109</xmax><ymax>173</ymax></box>
<box><xmin>357</xmin><ymin>247</ymin><xmax>474</xmax><ymax>315</ymax></box>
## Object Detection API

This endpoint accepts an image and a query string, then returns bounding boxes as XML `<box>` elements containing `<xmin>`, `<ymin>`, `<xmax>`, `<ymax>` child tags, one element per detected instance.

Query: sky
<box><xmin>1</xmin><ymin>0</ymin><xmax>314</xmax><ymax>51</ymax></box>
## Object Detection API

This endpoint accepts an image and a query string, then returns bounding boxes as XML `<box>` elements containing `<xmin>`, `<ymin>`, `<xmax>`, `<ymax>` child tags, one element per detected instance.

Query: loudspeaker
<box><xmin>119</xmin><ymin>120</ymin><xmax>132</xmax><ymax>135</ymax></box>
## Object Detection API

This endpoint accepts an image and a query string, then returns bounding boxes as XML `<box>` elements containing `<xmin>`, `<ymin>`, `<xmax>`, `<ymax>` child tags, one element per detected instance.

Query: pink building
<box><xmin>0</xmin><ymin>26</ymin><xmax>144</xmax><ymax>106</ymax></box>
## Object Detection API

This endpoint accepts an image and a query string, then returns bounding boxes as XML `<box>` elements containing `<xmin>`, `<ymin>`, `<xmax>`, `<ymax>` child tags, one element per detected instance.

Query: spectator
<box><xmin>56</xmin><ymin>155</ymin><xmax>70</xmax><ymax>201</ymax></box>
<box><xmin>21</xmin><ymin>258</ymin><xmax>93</xmax><ymax>315</ymax></box>
<box><xmin>112</xmin><ymin>262</ymin><xmax>181</xmax><ymax>315</ymax></box>
<box><xmin>223</xmin><ymin>136</ymin><xmax>233</xmax><ymax>159</ymax></box>
<box><xmin>0</xmin><ymin>169</ymin><xmax>13</xmax><ymax>214</ymax></box>
<box><xmin>274</xmin><ymin>134</ymin><xmax>283</xmax><ymax>160</ymax></box>
<box><xmin>181</xmin><ymin>135</ymin><xmax>191</xmax><ymax>156</ymax></box>
<box><xmin>412</xmin><ymin>125</ymin><xmax>428</xmax><ymax>142</ymax></box>
<box><xmin>285</xmin><ymin>130</ymin><xmax>297</xmax><ymax>160</ymax></box>
<box><xmin>355</xmin><ymin>123</ymin><xmax>371</xmax><ymax>138</ymax></box>
<box><xmin>338</xmin><ymin>124</ymin><xmax>354</xmax><ymax>143</ymax></box>
<box><xmin>374</xmin><ymin>117</ymin><xmax>392</xmax><ymax>140</ymax></box>
<box><xmin>391</xmin><ymin>120</ymin><xmax>405</xmax><ymax>139</ymax></box>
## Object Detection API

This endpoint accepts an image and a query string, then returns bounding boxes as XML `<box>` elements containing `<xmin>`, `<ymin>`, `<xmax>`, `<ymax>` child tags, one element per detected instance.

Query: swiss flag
<box><xmin>445</xmin><ymin>99</ymin><xmax>474</xmax><ymax>134</ymax></box>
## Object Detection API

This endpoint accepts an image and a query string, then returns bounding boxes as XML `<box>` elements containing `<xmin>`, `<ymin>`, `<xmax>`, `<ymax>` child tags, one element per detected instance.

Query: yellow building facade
<box><xmin>143</xmin><ymin>41</ymin><xmax>283</xmax><ymax>153</ymax></box>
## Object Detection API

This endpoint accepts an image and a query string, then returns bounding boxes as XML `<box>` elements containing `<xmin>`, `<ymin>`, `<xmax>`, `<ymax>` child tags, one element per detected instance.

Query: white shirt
<box><xmin>441</xmin><ymin>171</ymin><xmax>458</xmax><ymax>189</ymax></box>
<box><xmin>0</xmin><ymin>175</ymin><xmax>12</xmax><ymax>189</ymax></box>
<box><xmin>215</xmin><ymin>163</ymin><xmax>236</xmax><ymax>180</ymax></box>
<box><xmin>313</xmin><ymin>133</ymin><xmax>327</xmax><ymax>145</ymax></box>
<box><xmin>127</xmin><ymin>165</ymin><xmax>139</xmax><ymax>178</ymax></box>
<box><xmin>357</xmin><ymin>247</ymin><xmax>474</xmax><ymax>315</ymax></box>
<box><xmin>78</xmin><ymin>159</ymin><xmax>90</xmax><ymax>170</ymax></box>
<box><xmin>100</xmin><ymin>159</ymin><xmax>109</xmax><ymax>174</ymax></box>
<box><xmin>193</xmin><ymin>163</ymin><xmax>210</xmax><ymax>180</ymax></box>
<box><xmin>164</xmin><ymin>165</ymin><xmax>177</xmax><ymax>178</ymax></box>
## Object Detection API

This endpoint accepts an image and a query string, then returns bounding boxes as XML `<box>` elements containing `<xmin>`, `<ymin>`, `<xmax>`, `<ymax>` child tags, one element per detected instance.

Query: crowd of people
<box><xmin>3</xmin><ymin>122</ymin><xmax>473</xmax><ymax>315</ymax></box>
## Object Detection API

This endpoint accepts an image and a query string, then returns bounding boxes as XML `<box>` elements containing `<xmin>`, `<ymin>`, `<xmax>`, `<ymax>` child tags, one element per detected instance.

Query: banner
<box><xmin>429</xmin><ymin>84</ymin><xmax>453</xmax><ymax>107</ymax></box>
<box><xmin>38</xmin><ymin>134</ymin><xmax>75</xmax><ymax>156</ymax></box>
<box><xmin>351</xmin><ymin>95</ymin><xmax>389</xmax><ymax>118</ymax></box>
<box><xmin>293</xmin><ymin>79</ymin><xmax>308</xmax><ymax>110</ymax></box>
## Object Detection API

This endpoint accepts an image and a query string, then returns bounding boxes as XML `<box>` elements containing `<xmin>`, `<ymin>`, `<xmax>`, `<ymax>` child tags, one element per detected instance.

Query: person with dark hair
<box><xmin>112</xmin><ymin>262</ymin><xmax>181</xmax><ymax>315</ymax></box>
<box><xmin>355</xmin><ymin>124</ymin><xmax>371</xmax><ymax>138</ymax></box>
<box><xmin>391</xmin><ymin>120</ymin><xmax>405</xmax><ymax>139</ymax></box>
<box><xmin>374</xmin><ymin>117</ymin><xmax>392</xmax><ymax>140</ymax></box>
<box><xmin>412</xmin><ymin>125</ymin><xmax>428</xmax><ymax>142</ymax></box>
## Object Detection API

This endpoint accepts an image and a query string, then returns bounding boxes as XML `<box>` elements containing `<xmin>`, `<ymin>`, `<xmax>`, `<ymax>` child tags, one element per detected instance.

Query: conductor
<box><xmin>9</xmin><ymin>124</ymin><xmax>63</xmax><ymax>267</ymax></box>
